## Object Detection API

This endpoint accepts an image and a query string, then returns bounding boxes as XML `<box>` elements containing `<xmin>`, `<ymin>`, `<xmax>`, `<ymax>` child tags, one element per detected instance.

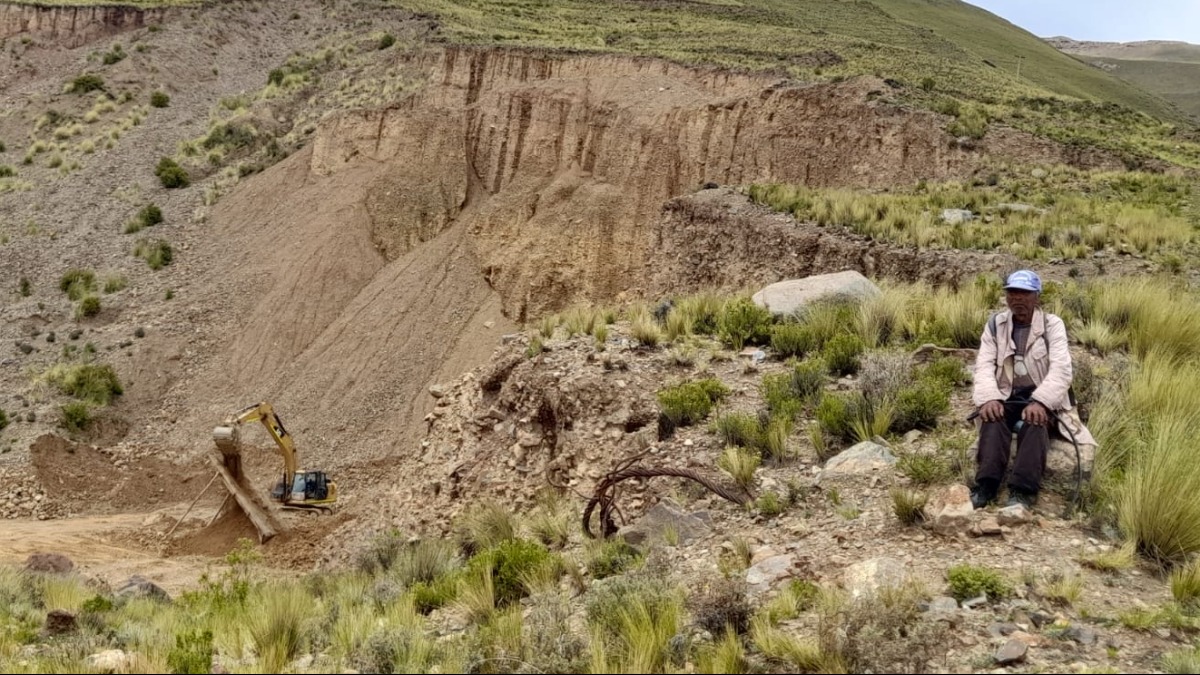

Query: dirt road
<box><xmin>0</xmin><ymin>511</ymin><xmax>221</xmax><ymax>595</ymax></box>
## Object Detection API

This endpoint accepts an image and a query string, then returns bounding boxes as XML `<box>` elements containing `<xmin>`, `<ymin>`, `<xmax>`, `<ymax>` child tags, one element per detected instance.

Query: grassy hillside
<box><xmin>1059</xmin><ymin>40</ymin><xmax>1200</xmax><ymax>65</ymax></box>
<box><xmin>1087</xmin><ymin>57</ymin><xmax>1200</xmax><ymax>119</ymax></box>
<box><xmin>871</xmin><ymin>0</ymin><xmax>1179</xmax><ymax>120</ymax></box>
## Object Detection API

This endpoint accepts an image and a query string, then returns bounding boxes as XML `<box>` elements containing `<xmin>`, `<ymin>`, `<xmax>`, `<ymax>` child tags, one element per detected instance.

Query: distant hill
<box><xmin>1050</xmin><ymin>37</ymin><xmax>1200</xmax><ymax>119</ymax></box>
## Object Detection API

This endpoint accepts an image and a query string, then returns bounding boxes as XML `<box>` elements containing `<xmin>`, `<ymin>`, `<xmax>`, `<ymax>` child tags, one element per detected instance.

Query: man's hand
<box><xmin>979</xmin><ymin>400</ymin><xmax>1005</xmax><ymax>423</ymax></box>
<box><xmin>1022</xmin><ymin>401</ymin><xmax>1050</xmax><ymax>427</ymax></box>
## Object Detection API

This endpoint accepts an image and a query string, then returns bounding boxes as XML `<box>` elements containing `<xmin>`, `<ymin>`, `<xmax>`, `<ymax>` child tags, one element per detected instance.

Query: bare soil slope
<box><xmin>0</xmin><ymin>0</ymin><xmax>1132</xmax><ymax>568</ymax></box>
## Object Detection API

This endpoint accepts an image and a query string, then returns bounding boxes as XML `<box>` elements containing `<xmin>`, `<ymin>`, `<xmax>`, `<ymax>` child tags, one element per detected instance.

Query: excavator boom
<box><xmin>212</xmin><ymin>402</ymin><xmax>336</xmax><ymax>510</ymax></box>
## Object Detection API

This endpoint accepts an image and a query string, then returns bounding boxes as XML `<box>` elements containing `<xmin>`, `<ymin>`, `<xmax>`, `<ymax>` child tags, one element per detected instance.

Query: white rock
<box><xmin>823</xmin><ymin>441</ymin><xmax>896</xmax><ymax>475</ymax></box>
<box><xmin>86</xmin><ymin>650</ymin><xmax>133</xmax><ymax>673</ymax></box>
<box><xmin>751</xmin><ymin>271</ymin><xmax>881</xmax><ymax>317</ymax></box>
<box><xmin>843</xmin><ymin>557</ymin><xmax>909</xmax><ymax>600</ymax></box>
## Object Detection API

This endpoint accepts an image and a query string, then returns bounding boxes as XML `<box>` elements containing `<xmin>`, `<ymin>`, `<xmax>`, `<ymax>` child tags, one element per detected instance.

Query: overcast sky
<box><xmin>966</xmin><ymin>0</ymin><xmax>1200</xmax><ymax>44</ymax></box>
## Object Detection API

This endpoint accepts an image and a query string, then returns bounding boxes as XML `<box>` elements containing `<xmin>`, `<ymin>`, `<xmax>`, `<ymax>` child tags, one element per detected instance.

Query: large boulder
<box><xmin>745</xmin><ymin>554</ymin><xmax>796</xmax><ymax>593</ymax></box>
<box><xmin>751</xmin><ymin>271</ymin><xmax>880</xmax><ymax>317</ymax></box>
<box><xmin>843</xmin><ymin>557</ymin><xmax>909</xmax><ymax>600</ymax></box>
<box><xmin>86</xmin><ymin>649</ymin><xmax>134</xmax><ymax>673</ymax></box>
<box><xmin>618</xmin><ymin>501</ymin><xmax>711</xmax><ymax>546</ymax></box>
<box><xmin>823</xmin><ymin>441</ymin><xmax>896</xmax><ymax>476</ymax></box>
<box><xmin>116</xmin><ymin>575</ymin><xmax>171</xmax><ymax>603</ymax></box>
<box><xmin>24</xmin><ymin>553</ymin><xmax>74</xmax><ymax>574</ymax></box>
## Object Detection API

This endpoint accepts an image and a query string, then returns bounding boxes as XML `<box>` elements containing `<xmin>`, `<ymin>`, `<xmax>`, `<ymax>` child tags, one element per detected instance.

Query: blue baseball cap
<box><xmin>1004</xmin><ymin>270</ymin><xmax>1042</xmax><ymax>293</ymax></box>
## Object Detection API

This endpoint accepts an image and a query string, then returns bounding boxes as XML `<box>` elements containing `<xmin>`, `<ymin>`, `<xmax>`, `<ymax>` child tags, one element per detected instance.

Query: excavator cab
<box><xmin>271</xmin><ymin>470</ymin><xmax>336</xmax><ymax>506</ymax></box>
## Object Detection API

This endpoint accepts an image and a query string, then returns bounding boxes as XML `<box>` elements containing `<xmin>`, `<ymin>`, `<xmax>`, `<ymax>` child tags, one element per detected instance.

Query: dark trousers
<box><xmin>975</xmin><ymin>391</ymin><xmax>1049</xmax><ymax>494</ymax></box>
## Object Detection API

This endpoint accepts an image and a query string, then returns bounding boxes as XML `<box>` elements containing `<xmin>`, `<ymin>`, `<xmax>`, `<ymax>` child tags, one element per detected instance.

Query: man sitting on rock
<box><xmin>970</xmin><ymin>270</ymin><xmax>1093</xmax><ymax>509</ymax></box>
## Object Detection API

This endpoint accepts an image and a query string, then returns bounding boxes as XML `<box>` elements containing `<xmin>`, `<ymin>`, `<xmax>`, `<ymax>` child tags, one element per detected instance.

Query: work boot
<box><xmin>970</xmin><ymin>480</ymin><xmax>998</xmax><ymax>510</ymax></box>
<box><xmin>1006</xmin><ymin>488</ymin><xmax>1038</xmax><ymax>509</ymax></box>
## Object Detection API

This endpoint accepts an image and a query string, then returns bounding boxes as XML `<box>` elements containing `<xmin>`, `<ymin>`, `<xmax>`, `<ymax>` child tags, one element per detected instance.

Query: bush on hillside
<box><xmin>155</xmin><ymin>157</ymin><xmax>189</xmax><ymax>188</ymax></box>
<box><xmin>658</xmin><ymin>378</ymin><xmax>730</xmax><ymax>426</ymax></box>
<box><xmin>718</xmin><ymin>298</ymin><xmax>773</xmax><ymax>350</ymax></box>
<box><xmin>150</xmin><ymin>91</ymin><xmax>171</xmax><ymax>108</ymax></box>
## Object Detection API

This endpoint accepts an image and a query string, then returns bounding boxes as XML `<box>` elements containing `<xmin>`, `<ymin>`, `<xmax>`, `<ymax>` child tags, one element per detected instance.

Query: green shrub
<box><xmin>897</xmin><ymin>452</ymin><xmax>953</xmax><ymax>485</ymax></box>
<box><xmin>76</xmin><ymin>294</ymin><xmax>102</xmax><ymax>319</ymax></box>
<box><xmin>816</xmin><ymin>393</ymin><xmax>855</xmax><ymax>444</ymax></box>
<box><xmin>586</xmin><ymin>538</ymin><xmax>642</xmax><ymax>579</ymax></box>
<box><xmin>713</xmin><ymin>412</ymin><xmax>764</xmax><ymax>449</ymax></box>
<box><xmin>59</xmin><ymin>269</ymin><xmax>96</xmax><ymax>300</ymax></box>
<box><xmin>718</xmin><ymin>298</ymin><xmax>773</xmax><ymax>350</ymax></box>
<box><xmin>0</xmin><ymin>409</ymin><xmax>8</xmax><ymax>431</ymax></box>
<box><xmin>19</xmin><ymin>277</ymin><xmax>31</xmax><ymax>296</ymax></box>
<box><xmin>103</xmin><ymin>275</ymin><xmax>128</xmax><ymax>294</ymax></box>
<box><xmin>922</xmin><ymin>356</ymin><xmax>970</xmax><ymax>388</ymax></box>
<box><xmin>770</xmin><ymin>323</ymin><xmax>815</xmax><ymax>358</ymax></box>
<box><xmin>468</xmin><ymin>539</ymin><xmax>555</xmax><ymax>607</ymax></box>
<box><xmin>946</xmin><ymin>564</ymin><xmax>1012</xmax><ymax>601</ymax></box>
<box><xmin>411</xmin><ymin>574</ymin><xmax>460</xmax><ymax>613</ymax></box>
<box><xmin>658</xmin><ymin>378</ymin><xmax>729</xmax><ymax>426</ymax></box>
<box><xmin>822</xmin><ymin>334</ymin><xmax>864</xmax><ymax>376</ymax></box>
<box><xmin>102</xmin><ymin>44</ymin><xmax>125</xmax><ymax>65</ymax></box>
<box><xmin>167</xmin><ymin>629</ymin><xmax>213</xmax><ymax>674</ymax></box>
<box><xmin>137</xmin><ymin>203</ymin><xmax>163</xmax><ymax>229</ymax></box>
<box><xmin>891</xmin><ymin>385</ymin><xmax>950</xmax><ymax>432</ymax></box>
<box><xmin>762</xmin><ymin>372</ymin><xmax>803</xmax><ymax>421</ymax></box>
<box><xmin>150</xmin><ymin>91</ymin><xmax>170</xmax><ymax>108</ymax></box>
<box><xmin>134</xmin><ymin>238</ymin><xmax>173</xmax><ymax>270</ymax></box>
<box><xmin>155</xmin><ymin>156</ymin><xmax>189</xmax><ymax>188</ymax></box>
<box><xmin>757</xmin><ymin>491</ymin><xmax>784</xmax><ymax>517</ymax></box>
<box><xmin>378</xmin><ymin>33</ymin><xmax>396</xmax><ymax>49</ymax></box>
<box><xmin>0</xmin><ymin>165</ymin><xmax>15</xmax><ymax>178</ymax></box>
<box><xmin>60</xmin><ymin>402</ymin><xmax>92</xmax><ymax>432</ymax></box>
<box><xmin>44</xmin><ymin>363</ymin><xmax>123</xmax><ymax>405</ymax></box>
<box><xmin>790</xmin><ymin>358</ymin><xmax>827</xmax><ymax>400</ymax></box>
<box><xmin>69</xmin><ymin>74</ymin><xmax>105</xmax><ymax>93</ymax></box>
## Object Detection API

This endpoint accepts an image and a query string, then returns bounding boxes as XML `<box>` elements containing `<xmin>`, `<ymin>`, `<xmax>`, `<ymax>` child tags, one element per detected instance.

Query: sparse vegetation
<box><xmin>717</xmin><ymin>298</ymin><xmax>773</xmax><ymax>350</ymax></box>
<box><xmin>658</xmin><ymin>378</ymin><xmax>729</xmax><ymax>427</ymax></box>
<box><xmin>134</xmin><ymin>238</ymin><xmax>174</xmax><ymax>270</ymax></box>
<box><xmin>60</xmin><ymin>401</ymin><xmax>92</xmax><ymax>432</ymax></box>
<box><xmin>890</xmin><ymin>487</ymin><xmax>927</xmax><ymax>525</ymax></box>
<box><xmin>68</xmin><ymin>73</ymin><xmax>105</xmax><ymax>94</ymax></box>
<box><xmin>150</xmin><ymin>90</ymin><xmax>171</xmax><ymax>108</ymax></box>
<box><xmin>718</xmin><ymin>445</ymin><xmax>760</xmax><ymax>491</ymax></box>
<box><xmin>155</xmin><ymin>156</ymin><xmax>190</xmax><ymax>188</ymax></box>
<box><xmin>59</xmin><ymin>269</ymin><xmax>96</xmax><ymax>300</ymax></box>
<box><xmin>75</xmin><ymin>294</ymin><xmax>101</xmax><ymax>319</ymax></box>
<box><xmin>42</xmin><ymin>362</ymin><xmax>123</xmax><ymax>406</ymax></box>
<box><xmin>946</xmin><ymin>564</ymin><xmax>1013</xmax><ymax>602</ymax></box>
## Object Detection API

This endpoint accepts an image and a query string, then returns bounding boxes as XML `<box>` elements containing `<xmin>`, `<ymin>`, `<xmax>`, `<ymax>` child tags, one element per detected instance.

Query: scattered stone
<box><xmin>751</xmin><ymin>271</ymin><xmax>881</xmax><ymax>317</ymax></box>
<box><xmin>926</xmin><ymin>596</ymin><xmax>959</xmax><ymax>613</ymax></box>
<box><xmin>1030</xmin><ymin>610</ymin><xmax>1055</xmax><ymax>628</ymax></box>
<box><xmin>428</xmin><ymin>384</ymin><xmax>447</xmax><ymax>399</ymax></box>
<box><xmin>1031</xmin><ymin>168</ymin><xmax>1048</xmax><ymax>179</ymax></box>
<box><xmin>962</xmin><ymin>595</ymin><xmax>988</xmax><ymax>609</ymax></box>
<box><xmin>44</xmin><ymin>609</ymin><xmax>77</xmax><ymax>635</ymax></box>
<box><xmin>618</xmin><ymin>501</ymin><xmax>710</xmax><ymax>546</ymax></box>
<box><xmin>988</xmin><ymin>622</ymin><xmax>1019</xmax><ymax>637</ymax></box>
<box><xmin>973</xmin><ymin>516</ymin><xmax>1003</xmax><ymax>537</ymax></box>
<box><xmin>926</xmin><ymin>485</ymin><xmax>974</xmax><ymax>535</ymax></box>
<box><xmin>24</xmin><ymin>552</ymin><xmax>74</xmax><ymax>574</ymax></box>
<box><xmin>1065</xmin><ymin>626</ymin><xmax>1098</xmax><ymax>645</ymax></box>
<box><xmin>86</xmin><ymin>649</ymin><xmax>133</xmax><ymax>673</ymax></box>
<box><xmin>746</xmin><ymin>554</ymin><xmax>795</xmax><ymax>593</ymax></box>
<box><xmin>994</xmin><ymin>638</ymin><xmax>1028</xmax><ymax>665</ymax></box>
<box><xmin>997</xmin><ymin>504</ymin><xmax>1034</xmax><ymax>526</ymax></box>
<box><xmin>843</xmin><ymin>557</ymin><xmax>908</xmax><ymax>600</ymax></box>
<box><xmin>902</xmin><ymin>429</ymin><xmax>922</xmax><ymax>444</ymax></box>
<box><xmin>822</xmin><ymin>441</ymin><xmax>896</xmax><ymax>475</ymax></box>
<box><xmin>941</xmin><ymin>208</ymin><xmax>975</xmax><ymax>225</ymax></box>
<box><xmin>116</xmin><ymin>575</ymin><xmax>171</xmax><ymax>603</ymax></box>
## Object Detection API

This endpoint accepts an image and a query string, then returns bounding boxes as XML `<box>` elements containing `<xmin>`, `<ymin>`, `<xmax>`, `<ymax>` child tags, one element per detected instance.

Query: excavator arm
<box><xmin>213</xmin><ymin>402</ymin><xmax>299</xmax><ymax>503</ymax></box>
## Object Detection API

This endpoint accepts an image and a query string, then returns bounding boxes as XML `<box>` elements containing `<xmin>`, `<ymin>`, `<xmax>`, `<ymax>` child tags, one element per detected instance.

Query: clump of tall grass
<box><xmin>1117</xmin><ymin>414</ymin><xmax>1200</xmax><ymax>563</ymax></box>
<box><xmin>587</xmin><ymin>575</ymin><xmax>684</xmax><ymax>674</ymax></box>
<box><xmin>247</xmin><ymin>583</ymin><xmax>313</xmax><ymax>672</ymax></box>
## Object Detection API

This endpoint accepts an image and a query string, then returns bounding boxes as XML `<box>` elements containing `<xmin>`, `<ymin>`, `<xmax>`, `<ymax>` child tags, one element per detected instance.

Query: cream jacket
<box><xmin>972</xmin><ymin>309</ymin><xmax>1096</xmax><ymax>446</ymax></box>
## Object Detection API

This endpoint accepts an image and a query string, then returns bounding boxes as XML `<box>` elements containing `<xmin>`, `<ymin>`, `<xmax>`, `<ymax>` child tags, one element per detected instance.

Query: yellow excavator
<box><xmin>212</xmin><ymin>402</ymin><xmax>337</xmax><ymax>512</ymax></box>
